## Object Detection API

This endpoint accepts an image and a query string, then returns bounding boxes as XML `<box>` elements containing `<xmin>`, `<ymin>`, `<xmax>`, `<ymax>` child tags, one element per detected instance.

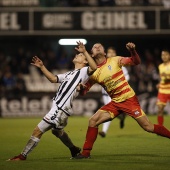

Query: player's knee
<box><xmin>89</xmin><ymin>117</ymin><xmax>97</xmax><ymax>127</ymax></box>
<box><xmin>32</xmin><ymin>126</ymin><xmax>43</xmax><ymax>138</ymax></box>
<box><xmin>157</xmin><ymin>105</ymin><xmax>164</xmax><ymax>114</ymax></box>
<box><xmin>142</xmin><ymin>124</ymin><xmax>154</xmax><ymax>133</ymax></box>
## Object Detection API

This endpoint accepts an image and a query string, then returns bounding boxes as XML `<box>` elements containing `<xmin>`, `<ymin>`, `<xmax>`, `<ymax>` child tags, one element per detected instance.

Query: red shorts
<box><xmin>99</xmin><ymin>95</ymin><xmax>145</xmax><ymax>119</ymax></box>
<box><xmin>157</xmin><ymin>92</ymin><xmax>170</xmax><ymax>105</ymax></box>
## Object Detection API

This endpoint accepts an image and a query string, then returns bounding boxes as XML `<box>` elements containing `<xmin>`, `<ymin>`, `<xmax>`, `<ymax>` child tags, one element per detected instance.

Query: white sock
<box><xmin>21</xmin><ymin>136</ymin><xmax>40</xmax><ymax>157</ymax></box>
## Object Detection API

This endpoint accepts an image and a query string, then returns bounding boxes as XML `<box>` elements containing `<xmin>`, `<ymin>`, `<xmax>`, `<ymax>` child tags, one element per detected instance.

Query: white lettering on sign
<box><xmin>0</xmin><ymin>97</ymin><xmax>99</xmax><ymax>117</ymax></box>
<box><xmin>0</xmin><ymin>13</ymin><xmax>20</xmax><ymax>30</ymax></box>
<box><xmin>1</xmin><ymin>96</ymin><xmax>51</xmax><ymax>115</ymax></box>
<box><xmin>82</xmin><ymin>11</ymin><xmax>147</xmax><ymax>30</ymax></box>
<box><xmin>72</xmin><ymin>99</ymin><xmax>98</xmax><ymax>115</ymax></box>
<box><xmin>43</xmin><ymin>14</ymin><xmax>73</xmax><ymax>29</ymax></box>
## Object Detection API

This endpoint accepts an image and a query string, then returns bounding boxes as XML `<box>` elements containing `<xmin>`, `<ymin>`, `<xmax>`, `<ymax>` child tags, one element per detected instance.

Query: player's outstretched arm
<box><xmin>126</xmin><ymin>42</ymin><xmax>141</xmax><ymax>65</ymax></box>
<box><xmin>31</xmin><ymin>56</ymin><xmax>57</xmax><ymax>83</ymax></box>
<box><xmin>119</xmin><ymin>42</ymin><xmax>141</xmax><ymax>67</ymax></box>
<box><xmin>75</xmin><ymin>41</ymin><xmax>97</xmax><ymax>75</ymax></box>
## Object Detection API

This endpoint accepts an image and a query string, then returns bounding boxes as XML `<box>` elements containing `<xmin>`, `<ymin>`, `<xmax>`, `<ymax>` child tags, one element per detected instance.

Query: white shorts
<box><xmin>38</xmin><ymin>100</ymin><xmax>69</xmax><ymax>132</ymax></box>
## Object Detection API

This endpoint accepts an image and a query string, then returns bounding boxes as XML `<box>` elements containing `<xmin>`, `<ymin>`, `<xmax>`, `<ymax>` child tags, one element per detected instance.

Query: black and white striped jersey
<box><xmin>53</xmin><ymin>67</ymin><xmax>89</xmax><ymax>115</ymax></box>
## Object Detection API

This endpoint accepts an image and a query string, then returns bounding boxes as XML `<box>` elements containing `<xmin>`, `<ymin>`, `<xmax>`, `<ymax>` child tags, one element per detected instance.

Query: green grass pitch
<box><xmin>0</xmin><ymin>115</ymin><xmax>170</xmax><ymax>170</ymax></box>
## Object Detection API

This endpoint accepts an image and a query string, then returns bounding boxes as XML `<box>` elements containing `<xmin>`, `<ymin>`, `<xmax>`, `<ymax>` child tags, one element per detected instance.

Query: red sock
<box><xmin>154</xmin><ymin>124</ymin><xmax>170</xmax><ymax>138</ymax></box>
<box><xmin>157</xmin><ymin>115</ymin><xmax>164</xmax><ymax>125</ymax></box>
<box><xmin>82</xmin><ymin>126</ymin><xmax>98</xmax><ymax>156</ymax></box>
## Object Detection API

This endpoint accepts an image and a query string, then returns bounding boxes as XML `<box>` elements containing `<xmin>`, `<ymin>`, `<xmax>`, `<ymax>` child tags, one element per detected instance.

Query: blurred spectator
<box><xmin>0</xmin><ymin>51</ymin><xmax>8</xmax><ymax>73</ymax></box>
<box><xmin>14</xmin><ymin>73</ymin><xmax>27</xmax><ymax>98</ymax></box>
<box><xmin>15</xmin><ymin>47</ymin><xmax>25</xmax><ymax>61</ymax></box>
<box><xmin>19</xmin><ymin>59</ymin><xmax>30</xmax><ymax>75</ymax></box>
<box><xmin>0</xmin><ymin>71</ymin><xmax>4</xmax><ymax>97</ymax></box>
<box><xmin>9</xmin><ymin>58</ymin><xmax>19</xmax><ymax>75</ymax></box>
<box><xmin>56</xmin><ymin>46</ymin><xmax>70</xmax><ymax>69</ymax></box>
<box><xmin>2</xmin><ymin>70</ymin><xmax>16</xmax><ymax>98</ymax></box>
<box><xmin>46</xmin><ymin>49</ymin><xmax>57</xmax><ymax>70</ymax></box>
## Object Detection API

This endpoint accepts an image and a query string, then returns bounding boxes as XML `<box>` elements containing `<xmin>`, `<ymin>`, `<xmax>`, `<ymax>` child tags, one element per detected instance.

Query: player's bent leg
<box><xmin>74</xmin><ymin>111</ymin><xmax>112</xmax><ymax>159</ymax></box>
<box><xmin>136</xmin><ymin>115</ymin><xmax>154</xmax><ymax>132</ymax></box>
<box><xmin>7</xmin><ymin>128</ymin><xmax>41</xmax><ymax>161</ymax></box>
<box><xmin>136</xmin><ymin>115</ymin><xmax>170</xmax><ymax>139</ymax></box>
<box><xmin>20</xmin><ymin>126</ymin><xmax>44</xmax><ymax>159</ymax></box>
<box><xmin>51</xmin><ymin>128</ymin><xmax>81</xmax><ymax>158</ymax></box>
<box><xmin>157</xmin><ymin>104</ymin><xmax>165</xmax><ymax>125</ymax></box>
<box><xmin>89</xmin><ymin>110</ymin><xmax>112</xmax><ymax>127</ymax></box>
<box><xmin>8</xmin><ymin>121</ymin><xmax>51</xmax><ymax>161</ymax></box>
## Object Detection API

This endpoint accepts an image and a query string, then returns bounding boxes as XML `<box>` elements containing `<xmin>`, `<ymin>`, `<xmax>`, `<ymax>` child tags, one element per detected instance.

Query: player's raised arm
<box><xmin>31</xmin><ymin>56</ymin><xmax>57</xmax><ymax>83</ymax></box>
<box><xmin>119</xmin><ymin>42</ymin><xmax>141</xmax><ymax>67</ymax></box>
<box><xmin>75</xmin><ymin>41</ymin><xmax>97</xmax><ymax>75</ymax></box>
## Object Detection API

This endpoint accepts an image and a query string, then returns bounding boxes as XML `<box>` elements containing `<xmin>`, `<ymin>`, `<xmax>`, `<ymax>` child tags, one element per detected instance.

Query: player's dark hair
<box><xmin>90</xmin><ymin>43</ymin><xmax>105</xmax><ymax>54</ymax></box>
<box><xmin>162</xmin><ymin>48</ymin><xmax>170</xmax><ymax>54</ymax></box>
<box><xmin>107</xmin><ymin>46</ymin><xmax>116</xmax><ymax>52</ymax></box>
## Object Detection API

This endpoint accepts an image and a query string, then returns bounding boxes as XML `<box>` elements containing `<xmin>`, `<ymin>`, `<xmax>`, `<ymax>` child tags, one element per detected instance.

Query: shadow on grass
<box><xmin>33</xmin><ymin>153</ymin><xmax>170</xmax><ymax>162</ymax></box>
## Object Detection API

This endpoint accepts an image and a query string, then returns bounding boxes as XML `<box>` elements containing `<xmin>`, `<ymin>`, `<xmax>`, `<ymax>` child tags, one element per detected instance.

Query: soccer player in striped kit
<box><xmin>157</xmin><ymin>49</ymin><xmax>170</xmax><ymax>125</ymax></box>
<box><xmin>74</xmin><ymin>42</ymin><xmax>170</xmax><ymax>159</ymax></box>
<box><xmin>8</xmin><ymin>41</ymin><xmax>97</xmax><ymax>161</ymax></box>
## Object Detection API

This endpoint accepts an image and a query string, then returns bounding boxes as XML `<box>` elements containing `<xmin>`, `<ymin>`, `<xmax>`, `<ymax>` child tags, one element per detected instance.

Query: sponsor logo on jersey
<box><xmin>108</xmin><ymin>65</ymin><xmax>112</xmax><ymax>70</ymax></box>
<box><xmin>134</xmin><ymin>110</ymin><xmax>140</xmax><ymax>115</ymax></box>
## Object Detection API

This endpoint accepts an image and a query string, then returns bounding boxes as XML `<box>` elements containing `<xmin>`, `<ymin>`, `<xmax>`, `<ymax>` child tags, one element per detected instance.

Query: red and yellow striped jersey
<box><xmin>158</xmin><ymin>62</ymin><xmax>170</xmax><ymax>94</ymax></box>
<box><xmin>89</xmin><ymin>57</ymin><xmax>135</xmax><ymax>102</ymax></box>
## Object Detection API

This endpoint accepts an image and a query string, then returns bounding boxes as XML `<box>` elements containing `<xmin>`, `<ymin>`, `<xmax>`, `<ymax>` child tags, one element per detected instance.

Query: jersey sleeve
<box><xmin>80</xmin><ymin>67</ymin><xmax>90</xmax><ymax>83</ymax></box>
<box><xmin>118</xmin><ymin>50</ymin><xmax>141</xmax><ymax>66</ymax></box>
<box><xmin>56</xmin><ymin>73</ymin><xmax>66</xmax><ymax>83</ymax></box>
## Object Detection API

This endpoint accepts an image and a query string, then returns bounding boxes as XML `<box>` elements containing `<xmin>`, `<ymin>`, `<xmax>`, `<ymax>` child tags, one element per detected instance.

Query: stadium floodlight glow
<box><xmin>58</xmin><ymin>39</ymin><xmax>87</xmax><ymax>45</ymax></box>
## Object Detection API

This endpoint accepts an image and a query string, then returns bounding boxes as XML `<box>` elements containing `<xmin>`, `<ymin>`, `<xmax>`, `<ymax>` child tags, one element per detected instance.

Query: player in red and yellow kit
<box><xmin>74</xmin><ymin>42</ymin><xmax>170</xmax><ymax>159</ymax></box>
<box><xmin>157</xmin><ymin>49</ymin><xmax>170</xmax><ymax>125</ymax></box>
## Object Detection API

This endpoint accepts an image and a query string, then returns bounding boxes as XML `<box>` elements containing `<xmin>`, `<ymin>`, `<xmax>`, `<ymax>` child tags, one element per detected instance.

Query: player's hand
<box><xmin>76</xmin><ymin>83</ymin><xmax>87</xmax><ymax>92</ymax></box>
<box><xmin>31</xmin><ymin>56</ymin><xmax>44</xmax><ymax>68</ymax></box>
<box><xmin>126</xmin><ymin>42</ymin><xmax>135</xmax><ymax>51</ymax></box>
<box><xmin>75</xmin><ymin>41</ymin><xmax>86</xmax><ymax>53</ymax></box>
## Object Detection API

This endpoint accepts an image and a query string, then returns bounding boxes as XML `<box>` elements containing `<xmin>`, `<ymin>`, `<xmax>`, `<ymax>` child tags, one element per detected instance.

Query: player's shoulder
<box><xmin>109</xmin><ymin>56</ymin><xmax>121</xmax><ymax>59</ymax></box>
<box><xmin>79</xmin><ymin>66</ymin><xmax>89</xmax><ymax>75</ymax></box>
<box><xmin>109</xmin><ymin>56</ymin><xmax>122</xmax><ymax>60</ymax></box>
<box><xmin>108</xmin><ymin>56</ymin><xmax>122</xmax><ymax>64</ymax></box>
<box><xmin>80</xmin><ymin>66</ymin><xmax>89</xmax><ymax>71</ymax></box>
<box><xmin>159</xmin><ymin>63</ymin><xmax>164</xmax><ymax>68</ymax></box>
